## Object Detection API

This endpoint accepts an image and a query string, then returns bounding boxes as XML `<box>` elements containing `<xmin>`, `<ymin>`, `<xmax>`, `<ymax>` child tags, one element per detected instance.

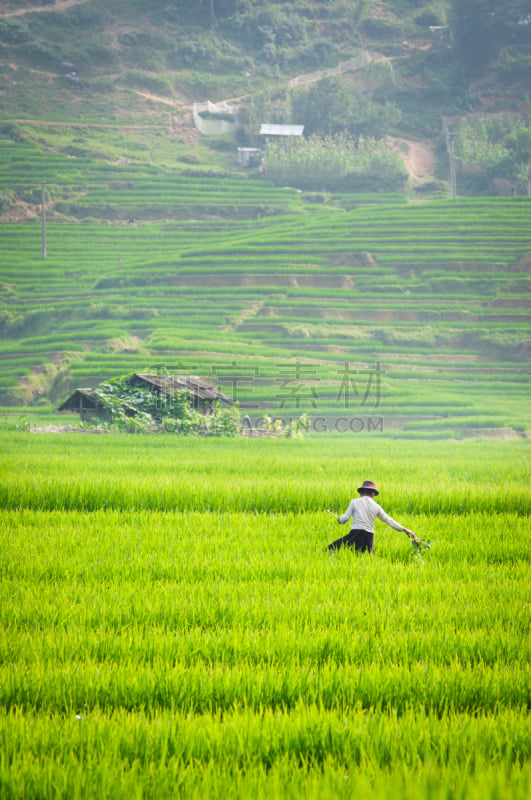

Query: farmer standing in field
<box><xmin>327</xmin><ymin>480</ymin><xmax>418</xmax><ymax>554</ymax></box>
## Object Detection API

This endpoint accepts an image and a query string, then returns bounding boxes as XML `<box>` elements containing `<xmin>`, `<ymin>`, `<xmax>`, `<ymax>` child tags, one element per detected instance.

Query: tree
<box><xmin>502</xmin><ymin>127</ymin><xmax>531</xmax><ymax>188</ymax></box>
<box><xmin>449</xmin><ymin>0</ymin><xmax>531</xmax><ymax>76</ymax></box>
<box><xmin>456</xmin><ymin>116</ymin><xmax>531</xmax><ymax>193</ymax></box>
<box><xmin>291</xmin><ymin>76</ymin><xmax>353</xmax><ymax>137</ymax></box>
<box><xmin>199</xmin><ymin>0</ymin><xmax>253</xmax><ymax>25</ymax></box>
<box><xmin>291</xmin><ymin>75</ymin><xmax>401</xmax><ymax>140</ymax></box>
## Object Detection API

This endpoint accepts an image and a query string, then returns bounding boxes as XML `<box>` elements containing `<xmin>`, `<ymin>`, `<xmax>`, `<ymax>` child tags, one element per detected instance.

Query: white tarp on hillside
<box><xmin>193</xmin><ymin>102</ymin><xmax>238</xmax><ymax>136</ymax></box>
<box><xmin>207</xmin><ymin>100</ymin><xmax>239</xmax><ymax>115</ymax></box>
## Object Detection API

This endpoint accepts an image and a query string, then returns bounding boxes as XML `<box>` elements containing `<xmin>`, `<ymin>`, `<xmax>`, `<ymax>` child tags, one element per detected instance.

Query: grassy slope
<box><xmin>0</xmin><ymin>0</ymin><xmax>529</xmax><ymax>436</ymax></box>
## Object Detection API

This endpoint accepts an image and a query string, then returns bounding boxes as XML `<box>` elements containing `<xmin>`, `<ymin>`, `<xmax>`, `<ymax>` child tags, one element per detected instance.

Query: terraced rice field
<box><xmin>0</xmin><ymin>129</ymin><xmax>530</xmax><ymax>435</ymax></box>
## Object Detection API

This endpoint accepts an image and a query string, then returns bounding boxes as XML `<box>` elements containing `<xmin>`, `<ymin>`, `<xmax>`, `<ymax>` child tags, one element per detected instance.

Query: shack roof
<box><xmin>131</xmin><ymin>373</ymin><xmax>231</xmax><ymax>403</ymax></box>
<box><xmin>58</xmin><ymin>388</ymin><xmax>101</xmax><ymax>411</ymax></box>
<box><xmin>259</xmin><ymin>124</ymin><xmax>304</xmax><ymax>136</ymax></box>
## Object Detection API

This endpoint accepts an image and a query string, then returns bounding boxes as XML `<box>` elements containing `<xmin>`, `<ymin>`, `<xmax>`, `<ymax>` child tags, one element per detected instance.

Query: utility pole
<box><xmin>447</xmin><ymin>132</ymin><xmax>457</xmax><ymax>199</ymax></box>
<box><xmin>41</xmin><ymin>182</ymin><xmax>47</xmax><ymax>259</ymax></box>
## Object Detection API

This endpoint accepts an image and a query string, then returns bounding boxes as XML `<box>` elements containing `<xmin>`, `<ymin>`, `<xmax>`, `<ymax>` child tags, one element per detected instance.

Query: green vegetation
<box><xmin>456</xmin><ymin>116</ymin><xmax>531</xmax><ymax>194</ymax></box>
<box><xmin>449</xmin><ymin>0</ymin><xmax>531</xmax><ymax>78</ymax></box>
<box><xmin>265</xmin><ymin>134</ymin><xmax>408</xmax><ymax>192</ymax></box>
<box><xmin>0</xmin><ymin>3</ymin><xmax>529</xmax><ymax>796</ymax></box>
<box><xmin>0</xmin><ymin>0</ymin><xmax>529</xmax><ymax>438</ymax></box>
<box><xmin>1</xmin><ymin>432</ymin><xmax>529</xmax><ymax>515</ymax></box>
<box><xmin>290</xmin><ymin>74</ymin><xmax>402</xmax><ymax>139</ymax></box>
<box><xmin>86</xmin><ymin>372</ymin><xmax>240</xmax><ymax>435</ymax></box>
<box><xmin>0</xmin><ymin>433</ymin><xmax>529</xmax><ymax>798</ymax></box>
<box><xmin>0</xmin><ymin>135</ymin><xmax>528</xmax><ymax>436</ymax></box>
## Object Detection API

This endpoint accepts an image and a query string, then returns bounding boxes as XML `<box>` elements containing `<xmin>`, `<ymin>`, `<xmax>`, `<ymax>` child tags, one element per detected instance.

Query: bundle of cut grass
<box><xmin>411</xmin><ymin>536</ymin><xmax>431</xmax><ymax>561</ymax></box>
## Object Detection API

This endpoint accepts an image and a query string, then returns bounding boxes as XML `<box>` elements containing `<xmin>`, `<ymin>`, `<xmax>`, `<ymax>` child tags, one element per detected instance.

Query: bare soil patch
<box><xmin>388</xmin><ymin>137</ymin><xmax>436</xmax><ymax>182</ymax></box>
<box><xmin>2</xmin><ymin>0</ymin><xmax>90</xmax><ymax>17</ymax></box>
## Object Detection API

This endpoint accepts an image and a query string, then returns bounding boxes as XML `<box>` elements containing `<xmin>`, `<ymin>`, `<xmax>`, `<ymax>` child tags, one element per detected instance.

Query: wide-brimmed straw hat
<box><xmin>357</xmin><ymin>480</ymin><xmax>379</xmax><ymax>496</ymax></box>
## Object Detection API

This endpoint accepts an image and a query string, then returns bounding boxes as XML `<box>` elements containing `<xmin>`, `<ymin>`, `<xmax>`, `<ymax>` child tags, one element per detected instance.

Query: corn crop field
<box><xmin>0</xmin><ymin>431</ymin><xmax>529</xmax><ymax>799</ymax></box>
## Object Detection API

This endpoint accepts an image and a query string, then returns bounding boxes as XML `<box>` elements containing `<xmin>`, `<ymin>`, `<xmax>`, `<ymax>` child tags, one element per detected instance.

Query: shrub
<box><xmin>17</xmin><ymin>186</ymin><xmax>48</xmax><ymax>204</ymax></box>
<box><xmin>0</xmin><ymin>19</ymin><xmax>31</xmax><ymax>45</ymax></box>
<box><xmin>0</xmin><ymin>123</ymin><xmax>25</xmax><ymax>143</ymax></box>
<box><xmin>456</xmin><ymin>116</ymin><xmax>531</xmax><ymax>194</ymax></box>
<box><xmin>0</xmin><ymin>189</ymin><xmax>17</xmax><ymax>213</ymax></box>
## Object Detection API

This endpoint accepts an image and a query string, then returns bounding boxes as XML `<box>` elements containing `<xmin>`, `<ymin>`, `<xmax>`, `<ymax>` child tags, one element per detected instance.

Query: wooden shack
<box><xmin>58</xmin><ymin>388</ymin><xmax>109</xmax><ymax>423</ymax></box>
<box><xmin>58</xmin><ymin>373</ymin><xmax>231</xmax><ymax>423</ymax></box>
<box><xmin>128</xmin><ymin>373</ymin><xmax>230</xmax><ymax>415</ymax></box>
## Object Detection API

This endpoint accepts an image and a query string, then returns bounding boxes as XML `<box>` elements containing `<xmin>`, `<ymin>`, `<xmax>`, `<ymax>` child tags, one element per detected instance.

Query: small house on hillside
<box><xmin>58</xmin><ymin>373</ymin><xmax>231</xmax><ymax>423</ymax></box>
<box><xmin>237</xmin><ymin>147</ymin><xmax>262</xmax><ymax>167</ymax></box>
<box><xmin>259</xmin><ymin>124</ymin><xmax>304</xmax><ymax>140</ymax></box>
<box><xmin>58</xmin><ymin>388</ymin><xmax>105</xmax><ymax>423</ymax></box>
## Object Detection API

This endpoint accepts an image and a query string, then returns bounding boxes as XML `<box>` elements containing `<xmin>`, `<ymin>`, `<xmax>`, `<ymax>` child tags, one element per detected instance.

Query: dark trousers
<box><xmin>327</xmin><ymin>528</ymin><xmax>374</xmax><ymax>554</ymax></box>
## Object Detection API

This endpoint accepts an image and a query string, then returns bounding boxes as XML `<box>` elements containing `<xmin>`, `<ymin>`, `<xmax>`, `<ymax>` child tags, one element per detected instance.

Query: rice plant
<box><xmin>0</xmin><ymin>433</ymin><xmax>529</xmax><ymax>798</ymax></box>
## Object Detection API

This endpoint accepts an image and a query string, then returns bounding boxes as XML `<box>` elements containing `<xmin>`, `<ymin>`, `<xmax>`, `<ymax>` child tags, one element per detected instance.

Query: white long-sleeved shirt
<box><xmin>338</xmin><ymin>495</ymin><xmax>405</xmax><ymax>534</ymax></box>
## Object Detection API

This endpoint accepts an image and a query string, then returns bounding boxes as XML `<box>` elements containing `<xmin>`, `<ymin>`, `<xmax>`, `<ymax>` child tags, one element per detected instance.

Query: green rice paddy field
<box><xmin>0</xmin><ymin>431</ymin><xmax>529</xmax><ymax>799</ymax></box>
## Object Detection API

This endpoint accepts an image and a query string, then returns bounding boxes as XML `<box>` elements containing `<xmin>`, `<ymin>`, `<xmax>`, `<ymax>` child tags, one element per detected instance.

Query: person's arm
<box><xmin>337</xmin><ymin>500</ymin><xmax>354</xmax><ymax>525</ymax></box>
<box><xmin>377</xmin><ymin>507</ymin><xmax>419</xmax><ymax>540</ymax></box>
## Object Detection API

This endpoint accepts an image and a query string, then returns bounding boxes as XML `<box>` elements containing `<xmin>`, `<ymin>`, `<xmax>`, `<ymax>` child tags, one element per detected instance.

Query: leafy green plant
<box><xmin>260</xmin><ymin>412</ymin><xmax>310</xmax><ymax>438</ymax></box>
<box><xmin>410</xmin><ymin>536</ymin><xmax>432</xmax><ymax>561</ymax></box>
<box><xmin>15</xmin><ymin>414</ymin><xmax>30</xmax><ymax>432</ymax></box>
<box><xmin>90</xmin><ymin>372</ymin><xmax>240</xmax><ymax>435</ymax></box>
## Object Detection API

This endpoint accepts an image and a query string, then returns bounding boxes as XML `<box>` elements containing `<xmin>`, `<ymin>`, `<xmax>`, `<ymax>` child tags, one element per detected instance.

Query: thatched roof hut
<box><xmin>58</xmin><ymin>374</ymin><xmax>231</xmax><ymax>423</ymax></box>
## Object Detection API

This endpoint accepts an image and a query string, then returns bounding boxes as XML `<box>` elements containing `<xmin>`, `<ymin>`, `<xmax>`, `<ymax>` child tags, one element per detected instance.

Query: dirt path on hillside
<box><xmin>1</xmin><ymin>0</ymin><xmax>90</xmax><ymax>17</ymax></box>
<box><xmin>132</xmin><ymin>89</ymin><xmax>191</xmax><ymax>110</ymax></box>
<box><xmin>388</xmin><ymin>137</ymin><xmax>436</xmax><ymax>182</ymax></box>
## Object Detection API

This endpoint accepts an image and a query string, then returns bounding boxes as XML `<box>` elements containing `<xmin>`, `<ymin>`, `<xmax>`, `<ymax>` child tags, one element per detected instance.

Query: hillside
<box><xmin>1</xmin><ymin>1</ymin><xmax>529</xmax><ymax>149</ymax></box>
<box><xmin>0</xmin><ymin>0</ymin><xmax>530</xmax><ymax>437</ymax></box>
